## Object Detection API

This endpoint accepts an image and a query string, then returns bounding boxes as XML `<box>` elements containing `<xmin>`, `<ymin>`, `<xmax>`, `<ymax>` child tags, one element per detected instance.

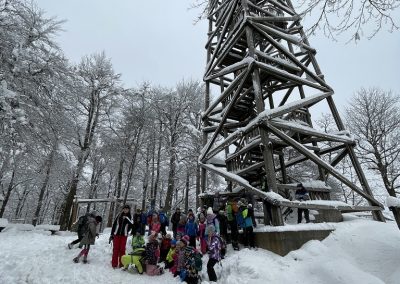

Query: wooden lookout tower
<box><xmin>200</xmin><ymin>0</ymin><xmax>385</xmax><ymax>227</ymax></box>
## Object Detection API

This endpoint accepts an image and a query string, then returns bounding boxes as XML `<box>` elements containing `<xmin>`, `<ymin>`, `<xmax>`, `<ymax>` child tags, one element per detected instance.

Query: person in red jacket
<box><xmin>109</xmin><ymin>204</ymin><xmax>133</xmax><ymax>268</ymax></box>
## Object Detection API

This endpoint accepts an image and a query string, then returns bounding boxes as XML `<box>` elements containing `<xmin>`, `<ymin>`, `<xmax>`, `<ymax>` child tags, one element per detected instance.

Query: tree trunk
<box><xmin>152</xmin><ymin>123</ymin><xmax>163</xmax><ymax>209</ymax></box>
<box><xmin>59</xmin><ymin>149</ymin><xmax>90</xmax><ymax>230</ymax></box>
<box><xmin>164</xmin><ymin>150</ymin><xmax>177</xmax><ymax>213</ymax></box>
<box><xmin>33</xmin><ymin>148</ymin><xmax>56</xmax><ymax>226</ymax></box>
<box><xmin>185</xmin><ymin>171</ymin><xmax>190</xmax><ymax>213</ymax></box>
<box><xmin>0</xmin><ymin>169</ymin><xmax>15</xmax><ymax>218</ymax></box>
<box><xmin>195</xmin><ymin>163</ymin><xmax>201</xmax><ymax>210</ymax></box>
<box><xmin>390</xmin><ymin>207</ymin><xmax>400</xmax><ymax>230</ymax></box>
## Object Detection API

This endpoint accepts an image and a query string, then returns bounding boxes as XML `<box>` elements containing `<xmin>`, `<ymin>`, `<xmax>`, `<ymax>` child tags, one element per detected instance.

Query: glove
<box><xmin>109</xmin><ymin>235</ymin><xmax>114</xmax><ymax>244</ymax></box>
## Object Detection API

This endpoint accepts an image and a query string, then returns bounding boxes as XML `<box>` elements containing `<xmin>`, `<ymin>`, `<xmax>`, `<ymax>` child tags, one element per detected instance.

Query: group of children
<box><xmin>120</xmin><ymin>207</ymin><xmax>225</xmax><ymax>284</ymax></box>
<box><xmin>69</xmin><ymin>205</ymin><xmax>226</xmax><ymax>283</ymax></box>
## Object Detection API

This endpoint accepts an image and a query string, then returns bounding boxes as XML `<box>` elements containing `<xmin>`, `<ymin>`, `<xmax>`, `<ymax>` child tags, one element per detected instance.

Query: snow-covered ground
<box><xmin>1</xmin><ymin>214</ymin><xmax>399</xmax><ymax>284</ymax></box>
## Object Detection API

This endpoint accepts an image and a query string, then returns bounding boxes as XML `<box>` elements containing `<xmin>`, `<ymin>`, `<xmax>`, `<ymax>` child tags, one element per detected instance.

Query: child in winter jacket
<box><xmin>165</xmin><ymin>239</ymin><xmax>177</xmax><ymax>269</ymax></box>
<box><xmin>197</xmin><ymin>215</ymin><xmax>207</xmax><ymax>254</ymax></box>
<box><xmin>177</xmin><ymin>215</ymin><xmax>186</xmax><ymax>236</ymax></box>
<box><xmin>121</xmin><ymin>231</ymin><xmax>145</xmax><ymax>273</ymax></box>
<box><xmin>73</xmin><ymin>213</ymin><xmax>102</xmax><ymax>264</ymax></box>
<box><xmin>159</xmin><ymin>233</ymin><xmax>172</xmax><ymax>263</ymax></box>
<box><xmin>185</xmin><ymin>213</ymin><xmax>198</xmax><ymax>248</ymax></box>
<box><xmin>150</xmin><ymin>213</ymin><xmax>161</xmax><ymax>235</ymax></box>
<box><xmin>145</xmin><ymin>233</ymin><xmax>163</xmax><ymax>276</ymax></box>
<box><xmin>206</xmin><ymin>224</ymin><xmax>222</xmax><ymax>282</ymax></box>
<box><xmin>205</xmin><ymin>207</ymin><xmax>220</xmax><ymax>238</ymax></box>
<box><xmin>173</xmin><ymin>240</ymin><xmax>186</xmax><ymax>277</ymax></box>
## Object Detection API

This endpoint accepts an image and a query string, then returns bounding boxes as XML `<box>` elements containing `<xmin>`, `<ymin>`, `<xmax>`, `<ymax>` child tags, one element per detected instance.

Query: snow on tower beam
<box><xmin>201</xmin><ymin>0</ymin><xmax>385</xmax><ymax>224</ymax></box>
<box><xmin>266</xmin><ymin>124</ymin><xmax>383</xmax><ymax>208</ymax></box>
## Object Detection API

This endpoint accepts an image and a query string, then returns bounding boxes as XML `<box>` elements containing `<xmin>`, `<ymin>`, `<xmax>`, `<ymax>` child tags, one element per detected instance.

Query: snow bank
<box><xmin>0</xmin><ymin>217</ymin><xmax>399</xmax><ymax>284</ymax></box>
<box><xmin>386</xmin><ymin>196</ymin><xmax>400</xmax><ymax>208</ymax></box>
<box><xmin>0</xmin><ymin>218</ymin><xmax>8</xmax><ymax>227</ymax></box>
<box><xmin>5</xmin><ymin>223</ymin><xmax>34</xmax><ymax>231</ymax></box>
<box><xmin>35</xmin><ymin>224</ymin><xmax>61</xmax><ymax>231</ymax></box>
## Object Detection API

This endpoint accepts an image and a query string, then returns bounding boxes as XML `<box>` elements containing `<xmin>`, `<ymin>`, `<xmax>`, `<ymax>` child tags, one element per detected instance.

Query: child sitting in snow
<box><xmin>145</xmin><ymin>232</ymin><xmax>163</xmax><ymax>276</ymax></box>
<box><xmin>172</xmin><ymin>239</ymin><xmax>186</xmax><ymax>277</ymax></box>
<box><xmin>159</xmin><ymin>233</ymin><xmax>172</xmax><ymax>263</ymax></box>
<box><xmin>121</xmin><ymin>230</ymin><xmax>146</xmax><ymax>273</ymax></box>
<box><xmin>165</xmin><ymin>239</ymin><xmax>177</xmax><ymax>269</ymax></box>
<box><xmin>73</xmin><ymin>213</ymin><xmax>102</xmax><ymax>264</ymax></box>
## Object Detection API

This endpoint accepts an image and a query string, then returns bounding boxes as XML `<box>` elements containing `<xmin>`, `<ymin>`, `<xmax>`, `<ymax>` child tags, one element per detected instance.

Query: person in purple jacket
<box><xmin>206</xmin><ymin>224</ymin><xmax>222</xmax><ymax>282</ymax></box>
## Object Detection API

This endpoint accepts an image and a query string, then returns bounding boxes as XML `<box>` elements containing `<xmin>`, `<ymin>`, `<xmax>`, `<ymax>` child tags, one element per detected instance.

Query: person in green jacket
<box><xmin>121</xmin><ymin>230</ymin><xmax>145</xmax><ymax>273</ymax></box>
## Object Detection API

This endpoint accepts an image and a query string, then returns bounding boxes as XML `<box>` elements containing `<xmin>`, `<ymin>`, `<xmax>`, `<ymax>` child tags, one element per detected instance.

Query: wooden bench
<box><xmin>35</xmin><ymin>224</ymin><xmax>60</xmax><ymax>235</ymax></box>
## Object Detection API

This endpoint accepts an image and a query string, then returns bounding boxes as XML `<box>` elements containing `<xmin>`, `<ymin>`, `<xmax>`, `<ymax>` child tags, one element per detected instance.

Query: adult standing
<box><xmin>171</xmin><ymin>207</ymin><xmax>181</xmax><ymax>239</ymax></box>
<box><xmin>133</xmin><ymin>208</ymin><xmax>144</xmax><ymax>235</ymax></box>
<box><xmin>295</xmin><ymin>183</ymin><xmax>310</xmax><ymax>223</ymax></box>
<box><xmin>109</xmin><ymin>204</ymin><xmax>133</xmax><ymax>268</ymax></box>
<box><xmin>226</xmin><ymin>200</ymin><xmax>239</xmax><ymax>250</ymax></box>
<box><xmin>237</xmin><ymin>199</ymin><xmax>255</xmax><ymax>249</ymax></box>
<box><xmin>158</xmin><ymin>207</ymin><xmax>169</xmax><ymax>236</ymax></box>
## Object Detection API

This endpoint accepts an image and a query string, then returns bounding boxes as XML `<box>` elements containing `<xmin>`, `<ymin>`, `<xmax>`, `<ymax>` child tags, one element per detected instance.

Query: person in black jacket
<box><xmin>133</xmin><ymin>208</ymin><xmax>144</xmax><ymax>235</ymax></box>
<box><xmin>109</xmin><ymin>204</ymin><xmax>133</xmax><ymax>268</ymax></box>
<box><xmin>295</xmin><ymin>183</ymin><xmax>310</xmax><ymax>223</ymax></box>
<box><xmin>170</xmin><ymin>207</ymin><xmax>181</xmax><ymax>239</ymax></box>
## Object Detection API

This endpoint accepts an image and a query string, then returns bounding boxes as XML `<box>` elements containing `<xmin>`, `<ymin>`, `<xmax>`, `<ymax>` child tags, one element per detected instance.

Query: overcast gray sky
<box><xmin>37</xmin><ymin>0</ymin><xmax>400</xmax><ymax>116</ymax></box>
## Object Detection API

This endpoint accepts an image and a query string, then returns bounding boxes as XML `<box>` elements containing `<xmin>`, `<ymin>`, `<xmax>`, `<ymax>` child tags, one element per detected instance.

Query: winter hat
<box><xmin>248</xmin><ymin>203</ymin><xmax>253</xmax><ymax>208</ymax></box>
<box><xmin>149</xmin><ymin>231</ymin><xmax>157</xmax><ymax>240</ymax></box>
<box><xmin>123</xmin><ymin>204</ymin><xmax>131</xmax><ymax>210</ymax></box>
<box><xmin>207</xmin><ymin>207</ymin><xmax>213</xmax><ymax>215</ymax></box>
<box><xmin>95</xmin><ymin>216</ymin><xmax>103</xmax><ymax>223</ymax></box>
<box><xmin>171</xmin><ymin>240</ymin><xmax>177</xmax><ymax>246</ymax></box>
<box><xmin>182</xmin><ymin>235</ymin><xmax>190</xmax><ymax>243</ymax></box>
<box><xmin>206</xmin><ymin>224</ymin><xmax>216</xmax><ymax>235</ymax></box>
<box><xmin>165</xmin><ymin>233</ymin><xmax>172</xmax><ymax>239</ymax></box>
<box><xmin>297</xmin><ymin>183</ymin><xmax>303</xmax><ymax>188</ymax></box>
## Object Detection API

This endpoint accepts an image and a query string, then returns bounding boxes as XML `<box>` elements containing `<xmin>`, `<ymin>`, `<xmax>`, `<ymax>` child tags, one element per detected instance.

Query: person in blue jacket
<box><xmin>185</xmin><ymin>212</ymin><xmax>198</xmax><ymax>247</ymax></box>
<box><xmin>236</xmin><ymin>199</ymin><xmax>255</xmax><ymax>249</ymax></box>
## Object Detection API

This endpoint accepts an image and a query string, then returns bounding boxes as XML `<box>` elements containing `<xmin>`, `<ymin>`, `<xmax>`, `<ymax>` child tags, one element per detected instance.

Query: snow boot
<box><xmin>73</xmin><ymin>257</ymin><xmax>79</xmax><ymax>263</ymax></box>
<box><xmin>68</xmin><ymin>243</ymin><xmax>73</xmax><ymax>249</ymax></box>
<box><xmin>83</xmin><ymin>255</ymin><xmax>88</xmax><ymax>264</ymax></box>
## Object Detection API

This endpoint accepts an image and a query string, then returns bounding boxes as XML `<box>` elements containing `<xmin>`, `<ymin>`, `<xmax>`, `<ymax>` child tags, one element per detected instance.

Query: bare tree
<box><xmin>346</xmin><ymin>87</ymin><xmax>400</xmax><ymax>227</ymax></box>
<box><xmin>297</xmin><ymin>0</ymin><xmax>399</xmax><ymax>40</ymax></box>
<box><xmin>191</xmin><ymin>0</ymin><xmax>399</xmax><ymax>40</ymax></box>
<box><xmin>59</xmin><ymin>52</ymin><xmax>121</xmax><ymax>230</ymax></box>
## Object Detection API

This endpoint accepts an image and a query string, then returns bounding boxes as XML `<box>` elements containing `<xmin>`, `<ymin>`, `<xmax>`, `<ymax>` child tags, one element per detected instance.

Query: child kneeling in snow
<box><xmin>121</xmin><ymin>230</ymin><xmax>146</xmax><ymax>273</ymax></box>
<box><xmin>165</xmin><ymin>239</ymin><xmax>177</xmax><ymax>269</ymax></box>
<box><xmin>73</xmin><ymin>214</ymin><xmax>102</xmax><ymax>264</ymax></box>
<box><xmin>145</xmin><ymin>232</ymin><xmax>163</xmax><ymax>275</ymax></box>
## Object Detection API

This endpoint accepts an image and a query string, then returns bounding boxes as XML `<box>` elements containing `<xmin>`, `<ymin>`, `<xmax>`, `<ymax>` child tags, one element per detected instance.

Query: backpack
<box><xmin>184</xmin><ymin>246</ymin><xmax>203</xmax><ymax>272</ymax></box>
<box><xmin>236</xmin><ymin>208</ymin><xmax>245</xmax><ymax>228</ymax></box>
<box><xmin>72</xmin><ymin>215</ymin><xmax>88</xmax><ymax>233</ymax></box>
<box><xmin>216</xmin><ymin>235</ymin><xmax>226</xmax><ymax>258</ymax></box>
<box><xmin>159</xmin><ymin>212</ymin><xmax>168</xmax><ymax>225</ymax></box>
